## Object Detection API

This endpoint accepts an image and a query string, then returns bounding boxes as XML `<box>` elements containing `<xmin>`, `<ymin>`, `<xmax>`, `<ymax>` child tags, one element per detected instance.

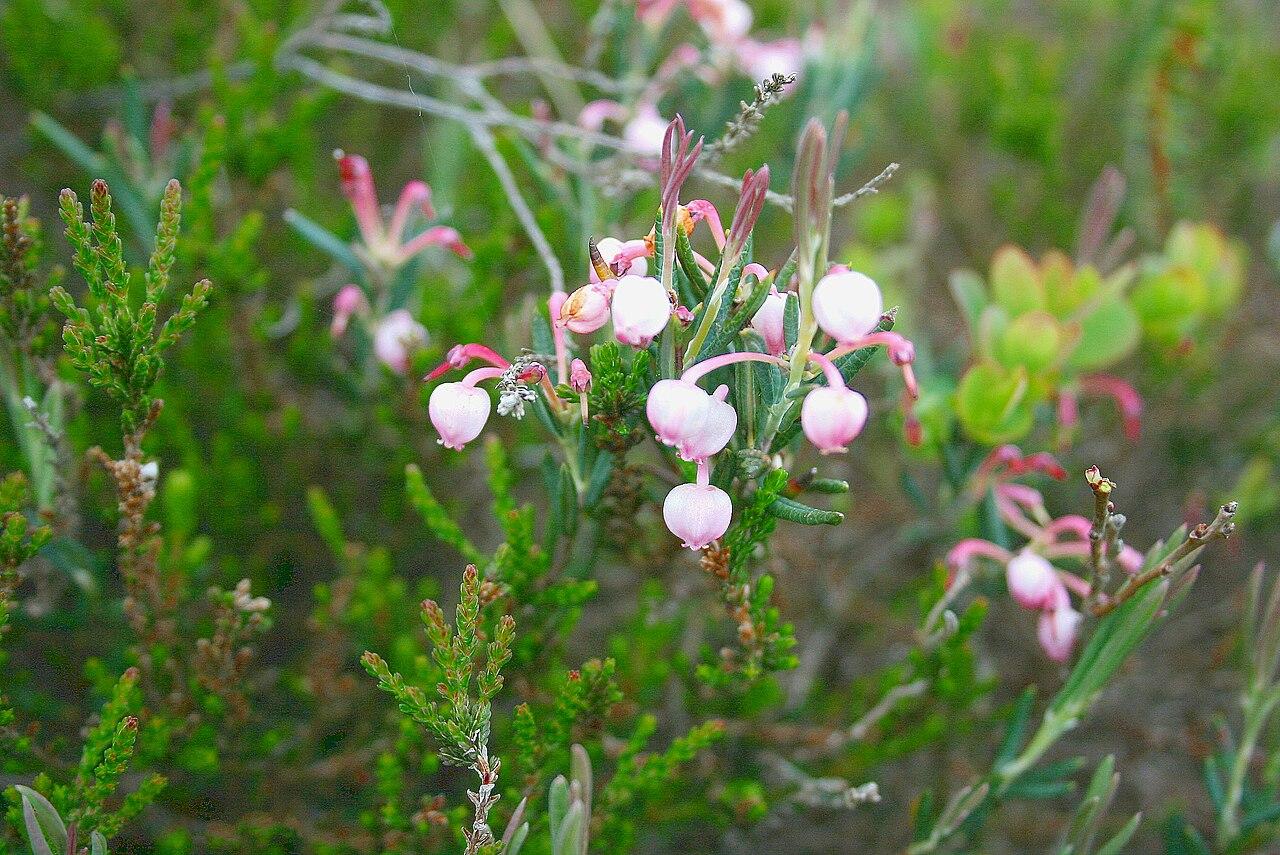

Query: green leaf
<box><xmin>1094</xmin><ymin>813</ymin><xmax>1141</xmax><ymax>855</ymax></box>
<box><xmin>954</xmin><ymin>362</ymin><xmax>1036</xmax><ymax>445</ymax></box>
<box><xmin>1066</xmin><ymin>296</ymin><xmax>1140</xmax><ymax>371</ymax></box>
<box><xmin>283</xmin><ymin>208</ymin><xmax>365</xmax><ymax>281</ymax></box>
<box><xmin>16</xmin><ymin>786</ymin><xmax>66</xmax><ymax>855</ymax></box>
<box><xmin>989</xmin><ymin>245</ymin><xmax>1044</xmax><ymax>315</ymax></box>
<box><xmin>767</xmin><ymin>496</ymin><xmax>843</xmax><ymax>526</ymax></box>
<box><xmin>948</xmin><ymin>269</ymin><xmax>988</xmax><ymax>332</ymax></box>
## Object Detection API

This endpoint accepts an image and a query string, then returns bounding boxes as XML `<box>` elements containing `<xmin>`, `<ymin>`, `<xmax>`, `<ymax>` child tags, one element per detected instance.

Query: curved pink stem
<box><xmin>827</xmin><ymin>332</ymin><xmax>918</xmax><ymax>399</ymax></box>
<box><xmin>1056</xmin><ymin>569</ymin><xmax>1091</xmax><ymax>598</ymax></box>
<box><xmin>1044</xmin><ymin>515</ymin><xmax>1092</xmax><ymax>542</ymax></box>
<box><xmin>686</xmin><ymin>200</ymin><xmax>726</xmax><ymax>250</ymax></box>
<box><xmin>681</xmin><ymin>351</ymin><xmax>787</xmax><ymax>386</ymax></box>
<box><xmin>1081</xmin><ymin>374</ymin><xmax>1143</xmax><ymax>441</ymax></box>
<box><xmin>946</xmin><ymin>538</ymin><xmax>1013</xmax><ymax>571</ymax></box>
<box><xmin>399</xmin><ymin>226</ymin><xmax>472</xmax><ymax>262</ymax></box>
<box><xmin>462</xmin><ymin>366</ymin><xmax>506</xmax><ymax>387</ymax></box>
<box><xmin>696</xmin><ymin>457</ymin><xmax>711</xmax><ymax>487</ymax></box>
<box><xmin>1057</xmin><ymin>389</ymin><xmax>1080</xmax><ymax>431</ymax></box>
<box><xmin>743</xmin><ymin>262</ymin><xmax>769</xmax><ymax>284</ymax></box>
<box><xmin>996</xmin><ymin>494</ymin><xmax>1045</xmax><ymax>540</ymax></box>
<box><xmin>425</xmin><ymin>344</ymin><xmax>510</xmax><ymax>382</ymax></box>
<box><xmin>548</xmin><ymin>292</ymin><xmax>570</xmax><ymax>385</ymax></box>
<box><xmin>693</xmin><ymin>251</ymin><xmax>717</xmax><ymax>276</ymax></box>
<box><xmin>806</xmin><ymin>351</ymin><xmax>846</xmax><ymax>388</ymax></box>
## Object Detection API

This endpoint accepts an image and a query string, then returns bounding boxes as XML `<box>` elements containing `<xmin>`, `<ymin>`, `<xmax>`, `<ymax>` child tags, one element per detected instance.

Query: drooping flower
<box><xmin>1037</xmin><ymin>590</ymin><xmax>1084</xmax><ymax>663</ymax></box>
<box><xmin>800</xmin><ymin>352</ymin><xmax>868</xmax><ymax>454</ymax></box>
<box><xmin>559</xmin><ymin>283</ymin><xmax>613</xmax><ymax>334</ymax></box>
<box><xmin>570</xmin><ymin>358</ymin><xmax>593</xmax><ymax>421</ymax></box>
<box><xmin>372</xmin><ymin>310</ymin><xmax>428</xmax><ymax>374</ymax></box>
<box><xmin>334</xmin><ymin>152</ymin><xmax>471</xmax><ymax>273</ymax></box>
<box><xmin>428</xmin><ymin>382</ymin><xmax>492</xmax><ymax>451</ymax></box>
<box><xmin>801</xmin><ymin>386</ymin><xmax>868</xmax><ymax>454</ymax></box>
<box><xmin>678</xmin><ymin>385</ymin><xmax>737</xmax><ymax>462</ymax></box>
<box><xmin>735</xmin><ymin>37</ymin><xmax>804</xmax><ymax>82</ymax></box>
<box><xmin>647</xmin><ymin>378</ymin><xmax>714</xmax><ymax>452</ymax></box>
<box><xmin>1005</xmin><ymin>549</ymin><xmax>1059</xmax><ymax>610</ymax></box>
<box><xmin>331</xmin><ymin>285</ymin><xmax>366</xmax><ymax>338</ymax></box>
<box><xmin>813</xmin><ymin>269</ymin><xmax>884</xmax><ymax>344</ymax></box>
<box><xmin>751</xmin><ymin>287</ymin><xmax>788</xmax><ymax>355</ymax></box>
<box><xmin>662</xmin><ymin>460</ymin><xmax>733</xmax><ymax>550</ymax></box>
<box><xmin>611</xmin><ymin>274</ymin><xmax>671</xmax><ymax>346</ymax></box>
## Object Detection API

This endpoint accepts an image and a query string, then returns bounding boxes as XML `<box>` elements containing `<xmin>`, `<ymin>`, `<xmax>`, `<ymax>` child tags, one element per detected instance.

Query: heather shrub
<box><xmin>1</xmin><ymin>1</ymin><xmax>1278</xmax><ymax>853</ymax></box>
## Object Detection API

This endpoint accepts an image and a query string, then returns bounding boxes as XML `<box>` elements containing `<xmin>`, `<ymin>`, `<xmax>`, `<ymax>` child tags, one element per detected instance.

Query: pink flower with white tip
<box><xmin>663</xmin><ymin>460</ymin><xmax>733</xmax><ymax>550</ymax></box>
<box><xmin>750</xmin><ymin>288</ymin><xmax>788</xmax><ymax>355</ymax></box>
<box><xmin>611</xmin><ymin>274</ymin><xmax>671</xmax><ymax>347</ymax></box>
<box><xmin>647</xmin><ymin>378</ymin><xmax>716</xmax><ymax>454</ymax></box>
<box><xmin>372</xmin><ymin>310</ymin><xmax>428</xmax><ymax>374</ymax></box>
<box><xmin>428</xmin><ymin>374</ymin><xmax>495</xmax><ymax>451</ymax></box>
<box><xmin>335</xmin><ymin>152</ymin><xmax>472</xmax><ymax>273</ymax></box>
<box><xmin>801</xmin><ymin>352</ymin><xmax>868</xmax><ymax>454</ymax></box>
<box><xmin>813</xmin><ymin>268</ymin><xmax>884</xmax><ymax>344</ymax></box>
<box><xmin>1037</xmin><ymin>589</ymin><xmax>1084</xmax><ymax>663</ymax></box>
<box><xmin>1006</xmin><ymin>549</ymin><xmax>1060</xmax><ymax>610</ymax></box>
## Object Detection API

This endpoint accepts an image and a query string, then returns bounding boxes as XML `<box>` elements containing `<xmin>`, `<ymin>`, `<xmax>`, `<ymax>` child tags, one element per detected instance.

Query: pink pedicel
<box><xmin>331</xmin><ymin>285</ymin><xmax>366</xmax><ymax>338</ymax></box>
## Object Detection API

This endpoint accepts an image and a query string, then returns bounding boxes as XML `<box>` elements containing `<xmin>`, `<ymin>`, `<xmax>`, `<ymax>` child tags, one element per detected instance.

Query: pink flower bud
<box><xmin>611</xmin><ymin>274</ymin><xmax>671</xmax><ymax>347</ymax></box>
<box><xmin>1006</xmin><ymin>549</ymin><xmax>1058</xmax><ymax>610</ymax></box>
<box><xmin>663</xmin><ymin>482</ymin><xmax>733</xmax><ymax>550</ymax></box>
<box><xmin>560</xmin><ymin>283</ymin><xmax>613</xmax><ymax>334</ymax></box>
<box><xmin>1037</xmin><ymin>599</ymin><xmax>1083</xmax><ymax>663</ymax></box>
<box><xmin>570</xmin><ymin>358</ymin><xmax>592</xmax><ymax>393</ymax></box>
<box><xmin>428</xmin><ymin>382</ymin><xmax>491</xmax><ymax>450</ymax></box>
<box><xmin>336</xmin><ymin>152</ymin><xmax>383</xmax><ymax>247</ymax></box>
<box><xmin>647</xmin><ymin>379</ymin><xmax>712</xmax><ymax>451</ymax></box>
<box><xmin>591</xmin><ymin>237</ymin><xmax>648</xmax><ymax>282</ymax></box>
<box><xmin>750</xmin><ymin>287</ymin><xmax>788</xmax><ymax>355</ymax></box>
<box><xmin>678</xmin><ymin>385</ymin><xmax>737</xmax><ymax>462</ymax></box>
<box><xmin>331</xmin><ymin>285</ymin><xmax>366</xmax><ymax>337</ymax></box>
<box><xmin>813</xmin><ymin>269</ymin><xmax>884</xmax><ymax>344</ymax></box>
<box><xmin>372</xmin><ymin>310</ymin><xmax>428</xmax><ymax>374</ymax></box>
<box><xmin>801</xmin><ymin>386</ymin><xmax>868</xmax><ymax>454</ymax></box>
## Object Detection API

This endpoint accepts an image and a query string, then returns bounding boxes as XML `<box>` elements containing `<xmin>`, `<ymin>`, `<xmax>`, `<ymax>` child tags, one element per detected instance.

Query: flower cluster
<box><xmin>288</xmin><ymin>153</ymin><xmax>473</xmax><ymax>375</ymax></box>
<box><xmin>945</xmin><ymin>447</ymin><xmax>1142</xmax><ymax>661</ymax></box>
<box><xmin>426</xmin><ymin>116</ymin><xmax>918</xmax><ymax>552</ymax></box>
<box><xmin>581</xmin><ymin>0</ymin><xmax>816</xmax><ymax>155</ymax></box>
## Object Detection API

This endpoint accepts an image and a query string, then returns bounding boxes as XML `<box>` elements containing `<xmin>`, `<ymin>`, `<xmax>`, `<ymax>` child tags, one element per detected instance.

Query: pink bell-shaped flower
<box><xmin>611</xmin><ymin>274</ymin><xmax>671</xmax><ymax>347</ymax></box>
<box><xmin>560</xmin><ymin>283</ymin><xmax>613</xmax><ymax>334</ymax></box>
<box><xmin>750</xmin><ymin>287</ymin><xmax>788</xmax><ymax>355</ymax></box>
<box><xmin>647</xmin><ymin>379</ymin><xmax>712</xmax><ymax>451</ymax></box>
<box><xmin>678</xmin><ymin>385</ymin><xmax>737</xmax><ymax>462</ymax></box>
<box><xmin>663</xmin><ymin>479</ymin><xmax>732</xmax><ymax>550</ymax></box>
<box><xmin>1037</xmin><ymin>594</ymin><xmax>1083</xmax><ymax>663</ymax></box>
<box><xmin>801</xmin><ymin>386</ymin><xmax>868</xmax><ymax>454</ymax></box>
<box><xmin>813</xmin><ymin>269</ymin><xmax>883</xmax><ymax>344</ymax></box>
<box><xmin>373</xmin><ymin>310</ymin><xmax>428</xmax><ymax>374</ymax></box>
<box><xmin>428</xmin><ymin>382</ymin><xmax>492</xmax><ymax>451</ymax></box>
<box><xmin>1006</xmin><ymin>549</ymin><xmax>1058</xmax><ymax>610</ymax></box>
<box><xmin>591</xmin><ymin>237</ymin><xmax>648</xmax><ymax>282</ymax></box>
